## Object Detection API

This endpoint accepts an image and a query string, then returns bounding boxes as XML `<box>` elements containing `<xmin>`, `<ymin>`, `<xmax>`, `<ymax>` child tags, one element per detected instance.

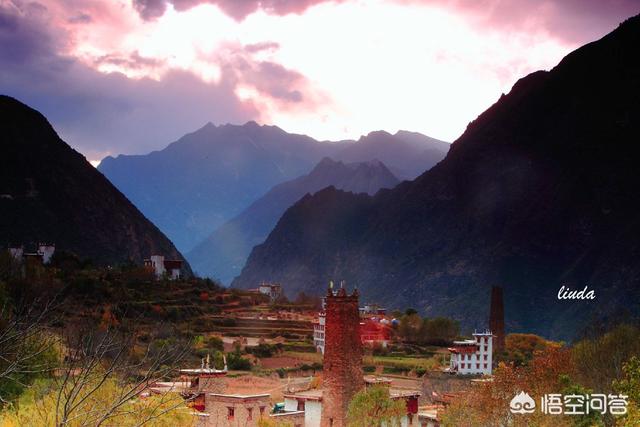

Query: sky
<box><xmin>1</xmin><ymin>0</ymin><xmax>638</xmax><ymax>164</ymax></box>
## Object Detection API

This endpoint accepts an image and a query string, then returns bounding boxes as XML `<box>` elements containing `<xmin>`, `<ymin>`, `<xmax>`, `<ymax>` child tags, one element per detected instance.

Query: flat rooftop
<box><xmin>390</xmin><ymin>388</ymin><xmax>422</xmax><ymax>399</ymax></box>
<box><xmin>283</xmin><ymin>389</ymin><xmax>323</xmax><ymax>401</ymax></box>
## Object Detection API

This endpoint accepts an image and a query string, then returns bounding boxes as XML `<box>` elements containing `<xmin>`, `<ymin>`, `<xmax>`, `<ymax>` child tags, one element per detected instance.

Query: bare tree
<box><xmin>51</xmin><ymin>324</ymin><xmax>193</xmax><ymax>426</ymax></box>
<box><xmin>0</xmin><ymin>297</ymin><xmax>58</xmax><ymax>403</ymax></box>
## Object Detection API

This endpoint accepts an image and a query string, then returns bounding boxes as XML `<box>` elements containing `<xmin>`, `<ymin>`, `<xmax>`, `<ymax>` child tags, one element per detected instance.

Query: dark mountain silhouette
<box><xmin>0</xmin><ymin>96</ymin><xmax>189</xmax><ymax>271</ymax></box>
<box><xmin>99</xmin><ymin>124</ymin><xmax>448</xmax><ymax>251</ymax></box>
<box><xmin>232</xmin><ymin>15</ymin><xmax>640</xmax><ymax>340</ymax></box>
<box><xmin>187</xmin><ymin>157</ymin><xmax>399</xmax><ymax>283</ymax></box>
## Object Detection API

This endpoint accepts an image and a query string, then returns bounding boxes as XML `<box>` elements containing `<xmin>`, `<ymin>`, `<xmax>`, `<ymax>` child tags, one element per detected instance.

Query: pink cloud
<box><xmin>132</xmin><ymin>0</ymin><xmax>347</xmax><ymax>21</ymax></box>
<box><xmin>131</xmin><ymin>0</ymin><xmax>639</xmax><ymax>45</ymax></box>
<box><xmin>402</xmin><ymin>0</ymin><xmax>640</xmax><ymax>43</ymax></box>
<box><xmin>0</xmin><ymin>0</ymin><xmax>324</xmax><ymax>159</ymax></box>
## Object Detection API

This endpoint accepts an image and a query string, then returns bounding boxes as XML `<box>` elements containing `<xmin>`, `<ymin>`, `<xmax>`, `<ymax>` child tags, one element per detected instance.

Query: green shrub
<box><xmin>247</xmin><ymin>344</ymin><xmax>274</xmax><ymax>358</ymax></box>
<box><xmin>227</xmin><ymin>351</ymin><xmax>251</xmax><ymax>370</ymax></box>
<box><xmin>207</xmin><ymin>336</ymin><xmax>224</xmax><ymax>352</ymax></box>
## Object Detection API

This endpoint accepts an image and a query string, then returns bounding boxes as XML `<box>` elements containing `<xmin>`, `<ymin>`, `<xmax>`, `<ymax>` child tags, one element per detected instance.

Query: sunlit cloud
<box><xmin>1</xmin><ymin>0</ymin><xmax>636</xmax><ymax>158</ymax></box>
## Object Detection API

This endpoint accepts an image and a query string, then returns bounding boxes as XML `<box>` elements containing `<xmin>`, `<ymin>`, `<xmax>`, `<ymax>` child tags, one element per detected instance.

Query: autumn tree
<box><xmin>442</xmin><ymin>347</ymin><xmax>578</xmax><ymax>427</ymax></box>
<box><xmin>498</xmin><ymin>333</ymin><xmax>561</xmax><ymax>366</ymax></box>
<box><xmin>1</xmin><ymin>324</ymin><xmax>194</xmax><ymax>426</ymax></box>
<box><xmin>347</xmin><ymin>386</ymin><xmax>406</xmax><ymax>427</ymax></box>
<box><xmin>614</xmin><ymin>356</ymin><xmax>640</xmax><ymax>427</ymax></box>
<box><xmin>572</xmin><ymin>324</ymin><xmax>640</xmax><ymax>392</ymax></box>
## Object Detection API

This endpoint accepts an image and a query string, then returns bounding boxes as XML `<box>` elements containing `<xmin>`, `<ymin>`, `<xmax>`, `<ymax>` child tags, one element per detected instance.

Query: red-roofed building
<box><xmin>360</xmin><ymin>318</ymin><xmax>391</xmax><ymax>348</ymax></box>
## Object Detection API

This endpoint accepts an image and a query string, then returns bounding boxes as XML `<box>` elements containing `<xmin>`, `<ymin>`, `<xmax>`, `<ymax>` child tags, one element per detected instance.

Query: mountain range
<box><xmin>232</xmin><ymin>15</ymin><xmax>640</xmax><ymax>340</ymax></box>
<box><xmin>98</xmin><ymin>124</ymin><xmax>448</xmax><ymax>251</ymax></box>
<box><xmin>0</xmin><ymin>96</ymin><xmax>189</xmax><ymax>270</ymax></box>
<box><xmin>187</xmin><ymin>157</ymin><xmax>400</xmax><ymax>283</ymax></box>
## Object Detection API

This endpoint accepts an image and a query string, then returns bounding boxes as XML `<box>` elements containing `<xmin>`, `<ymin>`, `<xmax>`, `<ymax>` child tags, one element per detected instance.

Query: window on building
<box><xmin>297</xmin><ymin>400</ymin><xmax>305</xmax><ymax>411</ymax></box>
<box><xmin>259</xmin><ymin>406</ymin><xmax>265</xmax><ymax>415</ymax></box>
<box><xmin>484</xmin><ymin>363</ymin><xmax>488</xmax><ymax>369</ymax></box>
<box><xmin>484</xmin><ymin>354</ymin><xmax>487</xmax><ymax>360</ymax></box>
<box><xmin>476</xmin><ymin>363</ymin><xmax>480</xmax><ymax>369</ymax></box>
<box><xmin>227</xmin><ymin>407</ymin><xmax>234</xmax><ymax>419</ymax></box>
<box><xmin>247</xmin><ymin>408</ymin><xmax>253</xmax><ymax>420</ymax></box>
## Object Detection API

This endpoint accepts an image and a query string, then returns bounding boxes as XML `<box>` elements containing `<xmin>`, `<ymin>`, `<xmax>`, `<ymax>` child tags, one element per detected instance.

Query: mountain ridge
<box><xmin>99</xmin><ymin>123</ymin><xmax>448</xmax><ymax>251</ymax></box>
<box><xmin>187</xmin><ymin>157</ymin><xmax>399</xmax><ymax>283</ymax></box>
<box><xmin>232</xmin><ymin>15</ymin><xmax>640</xmax><ymax>340</ymax></box>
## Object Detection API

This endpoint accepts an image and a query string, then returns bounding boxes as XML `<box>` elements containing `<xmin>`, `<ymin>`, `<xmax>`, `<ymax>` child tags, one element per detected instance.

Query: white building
<box><xmin>284</xmin><ymin>389</ymin><xmax>323</xmax><ymax>427</ymax></box>
<box><xmin>283</xmin><ymin>385</ymin><xmax>421</xmax><ymax>427</ymax></box>
<box><xmin>313</xmin><ymin>312</ymin><xmax>326</xmax><ymax>354</ymax></box>
<box><xmin>257</xmin><ymin>283</ymin><xmax>282</xmax><ymax>301</ymax></box>
<box><xmin>144</xmin><ymin>255</ymin><xmax>182</xmax><ymax>280</ymax></box>
<box><xmin>7</xmin><ymin>243</ymin><xmax>55</xmax><ymax>265</ymax></box>
<box><xmin>38</xmin><ymin>243</ymin><xmax>55</xmax><ymax>264</ymax></box>
<box><xmin>8</xmin><ymin>246</ymin><xmax>23</xmax><ymax>260</ymax></box>
<box><xmin>447</xmin><ymin>330</ymin><xmax>493</xmax><ymax>375</ymax></box>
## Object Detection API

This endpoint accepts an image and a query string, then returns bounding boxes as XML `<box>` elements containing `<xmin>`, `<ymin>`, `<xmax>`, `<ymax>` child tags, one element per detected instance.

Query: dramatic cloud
<box><xmin>414</xmin><ymin>0</ymin><xmax>640</xmax><ymax>44</ymax></box>
<box><xmin>133</xmin><ymin>0</ymin><xmax>346</xmax><ymax>21</ymax></box>
<box><xmin>130</xmin><ymin>0</ymin><xmax>639</xmax><ymax>44</ymax></box>
<box><xmin>0</xmin><ymin>0</ymin><xmax>322</xmax><ymax>161</ymax></box>
<box><xmin>1</xmin><ymin>0</ymin><xmax>637</xmax><ymax>162</ymax></box>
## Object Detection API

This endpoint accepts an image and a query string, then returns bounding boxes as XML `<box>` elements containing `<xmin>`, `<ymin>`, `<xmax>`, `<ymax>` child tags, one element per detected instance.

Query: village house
<box><xmin>282</xmin><ymin>379</ymin><xmax>421</xmax><ymax>427</ymax></box>
<box><xmin>8</xmin><ymin>242</ymin><xmax>55</xmax><ymax>264</ymax></box>
<box><xmin>6</xmin><ymin>243</ymin><xmax>55</xmax><ymax>278</ymax></box>
<box><xmin>143</xmin><ymin>255</ymin><xmax>182</xmax><ymax>280</ymax></box>
<box><xmin>151</xmin><ymin>357</ymin><xmax>304</xmax><ymax>427</ymax></box>
<box><xmin>446</xmin><ymin>330</ymin><xmax>494</xmax><ymax>375</ymax></box>
<box><xmin>150</xmin><ymin>282</ymin><xmax>423</xmax><ymax>426</ymax></box>
<box><xmin>257</xmin><ymin>282</ymin><xmax>283</xmax><ymax>301</ymax></box>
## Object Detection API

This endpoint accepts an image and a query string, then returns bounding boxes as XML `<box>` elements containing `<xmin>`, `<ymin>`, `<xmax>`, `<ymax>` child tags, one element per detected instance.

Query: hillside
<box><xmin>187</xmin><ymin>157</ymin><xmax>399</xmax><ymax>283</ymax></box>
<box><xmin>99</xmin><ymin>124</ymin><xmax>448</xmax><ymax>251</ymax></box>
<box><xmin>232</xmin><ymin>16</ymin><xmax>640</xmax><ymax>340</ymax></box>
<box><xmin>0</xmin><ymin>96</ymin><xmax>189</xmax><ymax>270</ymax></box>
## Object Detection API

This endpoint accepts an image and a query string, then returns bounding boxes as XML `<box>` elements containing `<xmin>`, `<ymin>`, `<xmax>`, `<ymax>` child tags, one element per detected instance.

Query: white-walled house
<box><xmin>447</xmin><ymin>330</ymin><xmax>493</xmax><ymax>375</ymax></box>
<box><xmin>284</xmin><ymin>389</ymin><xmax>323</xmax><ymax>427</ymax></box>
<box><xmin>282</xmin><ymin>383</ymin><xmax>421</xmax><ymax>427</ymax></box>
<box><xmin>37</xmin><ymin>243</ymin><xmax>55</xmax><ymax>264</ymax></box>
<box><xmin>313</xmin><ymin>312</ymin><xmax>326</xmax><ymax>354</ymax></box>
<box><xmin>144</xmin><ymin>255</ymin><xmax>182</xmax><ymax>280</ymax></box>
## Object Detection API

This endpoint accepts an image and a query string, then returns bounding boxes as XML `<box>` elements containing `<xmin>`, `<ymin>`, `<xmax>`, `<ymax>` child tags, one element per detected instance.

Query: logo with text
<box><xmin>509</xmin><ymin>392</ymin><xmax>628</xmax><ymax>416</ymax></box>
<box><xmin>510</xmin><ymin>391</ymin><xmax>536</xmax><ymax>414</ymax></box>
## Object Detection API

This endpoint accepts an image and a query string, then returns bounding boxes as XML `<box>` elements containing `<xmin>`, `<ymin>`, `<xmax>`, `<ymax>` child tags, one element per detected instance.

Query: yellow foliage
<box><xmin>0</xmin><ymin>378</ymin><xmax>195</xmax><ymax>427</ymax></box>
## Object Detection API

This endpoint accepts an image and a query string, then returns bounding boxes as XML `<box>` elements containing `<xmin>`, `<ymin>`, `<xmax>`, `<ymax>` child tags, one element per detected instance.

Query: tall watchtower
<box><xmin>320</xmin><ymin>283</ymin><xmax>363</xmax><ymax>427</ymax></box>
<box><xmin>489</xmin><ymin>286</ymin><xmax>505</xmax><ymax>353</ymax></box>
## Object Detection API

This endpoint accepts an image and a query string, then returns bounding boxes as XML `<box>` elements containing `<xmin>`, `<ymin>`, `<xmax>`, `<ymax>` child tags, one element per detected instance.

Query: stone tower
<box><xmin>320</xmin><ymin>284</ymin><xmax>363</xmax><ymax>427</ymax></box>
<box><xmin>489</xmin><ymin>286</ymin><xmax>505</xmax><ymax>353</ymax></box>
